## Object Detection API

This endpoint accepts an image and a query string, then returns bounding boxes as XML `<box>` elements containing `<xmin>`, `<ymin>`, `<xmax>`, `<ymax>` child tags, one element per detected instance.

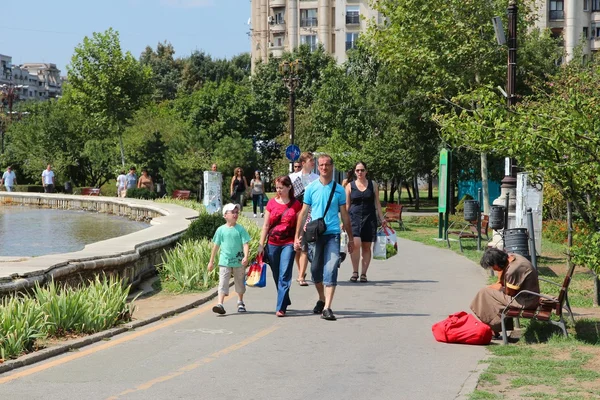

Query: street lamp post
<box><xmin>279</xmin><ymin>59</ymin><xmax>303</xmax><ymax>172</ymax></box>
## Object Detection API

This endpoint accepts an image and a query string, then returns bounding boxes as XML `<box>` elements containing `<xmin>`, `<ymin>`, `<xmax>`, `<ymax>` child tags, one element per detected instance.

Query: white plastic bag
<box><xmin>373</xmin><ymin>230</ymin><xmax>388</xmax><ymax>259</ymax></box>
<box><xmin>383</xmin><ymin>226</ymin><xmax>398</xmax><ymax>250</ymax></box>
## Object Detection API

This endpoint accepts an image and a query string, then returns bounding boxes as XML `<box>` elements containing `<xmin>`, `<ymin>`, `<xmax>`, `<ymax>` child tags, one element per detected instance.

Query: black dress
<box><xmin>349</xmin><ymin>180</ymin><xmax>378</xmax><ymax>242</ymax></box>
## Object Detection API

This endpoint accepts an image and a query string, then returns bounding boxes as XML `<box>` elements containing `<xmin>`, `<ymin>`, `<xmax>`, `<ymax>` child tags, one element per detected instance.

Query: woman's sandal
<box><xmin>297</xmin><ymin>274</ymin><xmax>309</xmax><ymax>286</ymax></box>
<box><xmin>350</xmin><ymin>272</ymin><xmax>359</xmax><ymax>282</ymax></box>
<box><xmin>359</xmin><ymin>274</ymin><xmax>368</xmax><ymax>283</ymax></box>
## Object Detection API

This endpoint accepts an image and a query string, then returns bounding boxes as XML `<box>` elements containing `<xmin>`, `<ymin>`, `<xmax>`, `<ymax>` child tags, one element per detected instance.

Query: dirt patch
<box><xmin>131</xmin><ymin>290</ymin><xmax>214</xmax><ymax>321</ymax></box>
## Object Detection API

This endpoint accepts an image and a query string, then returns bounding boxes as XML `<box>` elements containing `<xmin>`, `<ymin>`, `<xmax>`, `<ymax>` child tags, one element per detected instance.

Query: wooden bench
<box><xmin>500</xmin><ymin>262</ymin><xmax>576</xmax><ymax>344</ymax></box>
<box><xmin>172</xmin><ymin>190</ymin><xmax>191</xmax><ymax>200</ymax></box>
<box><xmin>81</xmin><ymin>188</ymin><xmax>101</xmax><ymax>196</ymax></box>
<box><xmin>385</xmin><ymin>203</ymin><xmax>405</xmax><ymax>230</ymax></box>
<box><xmin>446</xmin><ymin>215</ymin><xmax>490</xmax><ymax>252</ymax></box>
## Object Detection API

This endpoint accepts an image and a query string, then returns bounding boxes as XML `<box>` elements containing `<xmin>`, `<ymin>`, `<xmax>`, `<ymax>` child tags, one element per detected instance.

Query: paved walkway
<box><xmin>0</xmin><ymin>213</ymin><xmax>489</xmax><ymax>399</ymax></box>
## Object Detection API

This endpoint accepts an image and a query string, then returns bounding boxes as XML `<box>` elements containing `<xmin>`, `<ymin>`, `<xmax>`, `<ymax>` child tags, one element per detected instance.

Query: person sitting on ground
<box><xmin>208</xmin><ymin>203</ymin><xmax>251</xmax><ymax>315</ymax></box>
<box><xmin>470</xmin><ymin>248</ymin><xmax>539</xmax><ymax>335</ymax></box>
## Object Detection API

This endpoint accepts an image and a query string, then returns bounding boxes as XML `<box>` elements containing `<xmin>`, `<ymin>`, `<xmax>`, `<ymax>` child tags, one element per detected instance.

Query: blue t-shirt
<box><xmin>304</xmin><ymin>179</ymin><xmax>345</xmax><ymax>235</ymax></box>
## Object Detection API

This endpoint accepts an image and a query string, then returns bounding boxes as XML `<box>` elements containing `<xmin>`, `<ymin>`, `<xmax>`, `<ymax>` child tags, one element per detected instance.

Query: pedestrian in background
<box><xmin>345</xmin><ymin>161</ymin><xmax>386</xmax><ymax>283</ymax></box>
<box><xmin>230</xmin><ymin>167</ymin><xmax>248</xmax><ymax>210</ymax></box>
<box><xmin>250</xmin><ymin>170</ymin><xmax>265</xmax><ymax>218</ymax></box>
<box><xmin>116</xmin><ymin>170</ymin><xmax>127</xmax><ymax>198</ymax></box>
<box><xmin>125</xmin><ymin>167</ymin><xmax>137</xmax><ymax>197</ymax></box>
<box><xmin>1</xmin><ymin>166</ymin><xmax>17</xmax><ymax>192</ymax></box>
<box><xmin>41</xmin><ymin>164</ymin><xmax>55</xmax><ymax>193</ymax></box>
<box><xmin>137</xmin><ymin>168</ymin><xmax>154</xmax><ymax>192</ymax></box>
<box><xmin>208</xmin><ymin>203</ymin><xmax>251</xmax><ymax>315</ymax></box>
<box><xmin>258</xmin><ymin>175</ymin><xmax>302</xmax><ymax>317</ymax></box>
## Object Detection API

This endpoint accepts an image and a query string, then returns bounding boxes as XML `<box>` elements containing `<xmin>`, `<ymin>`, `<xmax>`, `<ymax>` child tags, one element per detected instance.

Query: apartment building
<box><xmin>21</xmin><ymin>63</ymin><xmax>62</xmax><ymax>99</ymax></box>
<box><xmin>0</xmin><ymin>55</ymin><xmax>62</xmax><ymax>103</ymax></box>
<box><xmin>250</xmin><ymin>0</ymin><xmax>380</xmax><ymax>72</ymax></box>
<box><xmin>535</xmin><ymin>0</ymin><xmax>599</xmax><ymax>60</ymax></box>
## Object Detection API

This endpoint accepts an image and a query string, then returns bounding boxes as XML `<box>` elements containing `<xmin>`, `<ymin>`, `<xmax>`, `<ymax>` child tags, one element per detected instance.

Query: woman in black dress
<box><xmin>230</xmin><ymin>167</ymin><xmax>248</xmax><ymax>210</ymax></box>
<box><xmin>345</xmin><ymin>162</ymin><xmax>386</xmax><ymax>282</ymax></box>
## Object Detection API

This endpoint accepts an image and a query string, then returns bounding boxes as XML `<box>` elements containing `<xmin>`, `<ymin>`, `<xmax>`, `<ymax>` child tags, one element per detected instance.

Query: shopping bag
<box><xmin>340</xmin><ymin>231</ymin><xmax>348</xmax><ymax>263</ymax></box>
<box><xmin>246</xmin><ymin>255</ymin><xmax>267</xmax><ymax>288</ymax></box>
<box><xmin>262</xmin><ymin>194</ymin><xmax>269</xmax><ymax>206</ymax></box>
<box><xmin>431</xmin><ymin>311</ymin><xmax>492</xmax><ymax>345</ymax></box>
<box><xmin>383</xmin><ymin>226</ymin><xmax>398</xmax><ymax>251</ymax></box>
<box><xmin>373</xmin><ymin>229</ymin><xmax>388</xmax><ymax>259</ymax></box>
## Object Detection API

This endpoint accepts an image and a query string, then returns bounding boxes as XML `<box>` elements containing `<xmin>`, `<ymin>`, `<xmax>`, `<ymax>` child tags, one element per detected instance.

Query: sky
<box><xmin>0</xmin><ymin>0</ymin><xmax>251</xmax><ymax>75</ymax></box>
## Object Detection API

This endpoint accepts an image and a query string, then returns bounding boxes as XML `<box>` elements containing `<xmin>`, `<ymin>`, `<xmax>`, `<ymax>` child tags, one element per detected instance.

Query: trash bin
<box><xmin>64</xmin><ymin>181</ymin><xmax>73</xmax><ymax>194</ymax></box>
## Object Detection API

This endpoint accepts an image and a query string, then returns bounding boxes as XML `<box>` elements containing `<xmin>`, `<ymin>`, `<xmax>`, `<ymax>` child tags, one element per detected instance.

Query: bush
<box><xmin>160</xmin><ymin>239</ymin><xmax>219</xmax><ymax>291</ymax></box>
<box><xmin>454</xmin><ymin>194</ymin><xmax>474</xmax><ymax>214</ymax></box>
<box><xmin>543</xmin><ymin>183</ymin><xmax>567</xmax><ymax>220</ymax></box>
<box><xmin>1</xmin><ymin>185</ymin><xmax>45</xmax><ymax>193</ymax></box>
<box><xmin>182</xmin><ymin>213</ymin><xmax>225</xmax><ymax>242</ymax></box>
<box><xmin>0</xmin><ymin>296</ymin><xmax>47</xmax><ymax>360</ymax></box>
<box><xmin>126</xmin><ymin>187</ymin><xmax>157</xmax><ymax>200</ymax></box>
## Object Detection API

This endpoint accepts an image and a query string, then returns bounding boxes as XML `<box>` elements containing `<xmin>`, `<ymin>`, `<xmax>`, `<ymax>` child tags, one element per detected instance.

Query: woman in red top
<box><xmin>258</xmin><ymin>175</ymin><xmax>302</xmax><ymax>317</ymax></box>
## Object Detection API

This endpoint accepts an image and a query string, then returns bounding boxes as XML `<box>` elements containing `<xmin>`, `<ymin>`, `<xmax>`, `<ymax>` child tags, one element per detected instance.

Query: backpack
<box><xmin>432</xmin><ymin>311</ymin><xmax>493</xmax><ymax>345</ymax></box>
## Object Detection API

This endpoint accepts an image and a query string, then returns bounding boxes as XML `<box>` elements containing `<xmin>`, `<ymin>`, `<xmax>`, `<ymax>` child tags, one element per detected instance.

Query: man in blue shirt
<box><xmin>295</xmin><ymin>154</ymin><xmax>354</xmax><ymax>321</ymax></box>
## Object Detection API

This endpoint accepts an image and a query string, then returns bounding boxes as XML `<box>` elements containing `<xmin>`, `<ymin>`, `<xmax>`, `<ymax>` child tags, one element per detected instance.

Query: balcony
<box><xmin>549</xmin><ymin>10</ymin><xmax>564</xmax><ymax>20</ymax></box>
<box><xmin>270</xmin><ymin>0</ymin><xmax>285</xmax><ymax>6</ymax></box>
<box><xmin>345</xmin><ymin>41</ymin><xmax>357</xmax><ymax>51</ymax></box>
<box><xmin>271</xmin><ymin>21</ymin><xmax>286</xmax><ymax>32</ymax></box>
<box><xmin>346</xmin><ymin>14</ymin><xmax>360</xmax><ymax>25</ymax></box>
<box><xmin>300</xmin><ymin>17</ymin><xmax>318</xmax><ymax>27</ymax></box>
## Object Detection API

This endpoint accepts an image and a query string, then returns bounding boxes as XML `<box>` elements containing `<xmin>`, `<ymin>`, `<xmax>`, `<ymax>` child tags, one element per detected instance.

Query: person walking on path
<box><xmin>116</xmin><ymin>170</ymin><xmax>127</xmax><ymax>198</ymax></box>
<box><xmin>258</xmin><ymin>176</ymin><xmax>302</xmax><ymax>317</ymax></box>
<box><xmin>41</xmin><ymin>164</ymin><xmax>55</xmax><ymax>193</ymax></box>
<box><xmin>289</xmin><ymin>152</ymin><xmax>319</xmax><ymax>286</ymax></box>
<box><xmin>295</xmin><ymin>154</ymin><xmax>354</xmax><ymax>321</ymax></box>
<box><xmin>124</xmin><ymin>167</ymin><xmax>137</xmax><ymax>197</ymax></box>
<box><xmin>1</xmin><ymin>166</ymin><xmax>17</xmax><ymax>192</ymax></box>
<box><xmin>250</xmin><ymin>171</ymin><xmax>266</xmax><ymax>218</ymax></box>
<box><xmin>230</xmin><ymin>167</ymin><xmax>248</xmax><ymax>210</ymax></box>
<box><xmin>346</xmin><ymin>161</ymin><xmax>386</xmax><ymax>283</ymax></box>
<box><xmin>470</xmin><ymin>248</ymin><xmax>539</xmax><ymax>335</ymax></box>
<box><xmin>208</xmin><ymin>203</ymin><xmax>251</xmax><ymax>315</ymax></box>
<box><xmin>137</xmin><ymin>168</ymin><xmax>154</xmax><ymax>192</ymax></box>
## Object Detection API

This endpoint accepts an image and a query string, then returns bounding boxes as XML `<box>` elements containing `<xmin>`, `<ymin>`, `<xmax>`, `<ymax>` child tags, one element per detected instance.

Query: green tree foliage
<box><xmin>66</xmin><ymin>28</ymin><xmax>153</xmax><ymax>166</ymax></box>
<box><xmin>180</xmin><ymin>50</ymin><xmax>251</xmax><ymax>92</ymax></box>
<box><xmin>139</xmin><ymin>41</ymin><xmax>183</xmax><ymax>101</ymax></box>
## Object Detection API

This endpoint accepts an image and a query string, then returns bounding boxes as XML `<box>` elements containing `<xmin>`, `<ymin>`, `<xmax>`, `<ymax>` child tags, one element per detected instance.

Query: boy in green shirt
<box><xmin>208</xmin><ymin>203</ymin><xmax>251</xmax><ymax>314</ymax></box>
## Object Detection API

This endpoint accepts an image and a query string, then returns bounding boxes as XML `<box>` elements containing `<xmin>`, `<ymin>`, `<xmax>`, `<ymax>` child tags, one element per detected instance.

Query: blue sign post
<box><xmin>285</xmin><ymin>144</ymin><xmax>301</xmax><ymax>162</ymax></box>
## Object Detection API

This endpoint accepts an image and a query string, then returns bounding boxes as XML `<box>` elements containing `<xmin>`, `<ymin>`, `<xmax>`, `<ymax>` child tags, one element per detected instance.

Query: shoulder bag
<box><xmin>304</xmin><ymin>182</ymin><xmax>337</xmax><ymax>243</ymax></box>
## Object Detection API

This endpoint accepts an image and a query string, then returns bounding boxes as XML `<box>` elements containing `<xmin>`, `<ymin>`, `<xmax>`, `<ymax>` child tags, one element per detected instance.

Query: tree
<box><xmin>140</xmin><ymin>41</ymin><xmax>183</xmax><ymax>101</ymax></box>
<box><xmin>66</xmin><ymin>28</ymin><xmax>153</xmax><ymax>166</ymax></box>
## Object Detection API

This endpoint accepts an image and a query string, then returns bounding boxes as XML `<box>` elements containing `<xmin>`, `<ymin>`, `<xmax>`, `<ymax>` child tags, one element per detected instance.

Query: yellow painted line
<box><xmin>0</xmin><ymin>297</ymin><xmax>233</xmax><ymax>385</ymax></box>
<box><xmin>105</xmin><ymin>324</ymin><xmax>280</xmax><ymax>400</ymax></box>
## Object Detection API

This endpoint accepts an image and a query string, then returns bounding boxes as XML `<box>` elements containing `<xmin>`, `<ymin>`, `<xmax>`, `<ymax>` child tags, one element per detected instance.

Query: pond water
<box><xmin>0</xmin><ymin>206</ymin><xmax>150</xmax><ymax>257</ymax></box>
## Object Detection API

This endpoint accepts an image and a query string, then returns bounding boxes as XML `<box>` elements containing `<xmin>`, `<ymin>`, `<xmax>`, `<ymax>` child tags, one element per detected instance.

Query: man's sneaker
<box><xmin>313</xmin><ymin>300</ymin><xmax>325</xmax><ymax>314</ymax></box>
<box><xmin>212</xmin><ymin>304</ymin><xmax>226</xmax><ymax>315</ymax></box>
<box><xmin>321</xmin><ymin>308</ymin><xmax>337</xmax><ymax>321</ymax></box>
<box><xmin>253</xmin><ymin>214</ymin><xmax>257</xmax><ymax>218</ymax></box>
<box><xmin>260</xmin><ymin>213</ymin><xmax>264</xmax><ymax>218</ymax></box>
<box><xmin>237</xmin><ymin>302</ymin><xmax>247</xmax><ymax>313</ymax></box>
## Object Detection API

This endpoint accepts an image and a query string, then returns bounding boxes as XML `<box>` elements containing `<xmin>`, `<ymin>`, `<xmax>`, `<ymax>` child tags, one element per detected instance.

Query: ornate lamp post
<box><xmin>279</xmin><ymin>59</ymin><xmax>303</xmax><ymax>172</ymax></box>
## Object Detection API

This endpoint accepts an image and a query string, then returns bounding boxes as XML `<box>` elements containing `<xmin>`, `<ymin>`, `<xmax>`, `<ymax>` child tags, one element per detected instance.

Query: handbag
<box><xmin>246</xmin><ymin>254</ymin><xmax>267</xmax><ymax>288</ymax></box>
<box><xmin>373</xmin><ymin>229</ymin><xmax>388</xmax><ymax>259</ymax></box>
<box><xmin>431</xmin><ymin>311</ymin><xmax>493</xmax><ymax>345</ymax></box>
<box><xmin>304</xmin><ymin>182</ymin><xmax>337</xmax><ymax>243</ymax></box>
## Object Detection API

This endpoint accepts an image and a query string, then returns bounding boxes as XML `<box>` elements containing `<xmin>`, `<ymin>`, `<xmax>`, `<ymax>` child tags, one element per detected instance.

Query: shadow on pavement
<box><xmin>337</xmin><ymin>279</ymin><xmax>438</xmax><ymax>287</ymax></box>
<box><xmin>334</xmin><ymin>310</ymin><xmax>430</xmax><ymax>319</ymax></box>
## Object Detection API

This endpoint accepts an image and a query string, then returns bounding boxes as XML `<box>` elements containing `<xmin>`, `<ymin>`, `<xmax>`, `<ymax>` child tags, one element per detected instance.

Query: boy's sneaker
<box><xmin>237</xmin><ymin>302</ymin><xmax>247</xmax><ymax>313</ymax></box>
<box><xmin>212</xmin><ymin>304</ymin><xmax>226</xmax><ymax>315</ymax></box>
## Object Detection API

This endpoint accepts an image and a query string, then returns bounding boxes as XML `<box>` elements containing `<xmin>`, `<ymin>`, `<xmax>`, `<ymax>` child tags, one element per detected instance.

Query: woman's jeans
<box><xmin>252</xmin><ymin>194</ymin><xmax>264</xmax><ymax>214</ymax></box>
<box><xmin>266</xmin><ymin>243</ymin><xmax>296</xmax><ymax>312</ymax></box>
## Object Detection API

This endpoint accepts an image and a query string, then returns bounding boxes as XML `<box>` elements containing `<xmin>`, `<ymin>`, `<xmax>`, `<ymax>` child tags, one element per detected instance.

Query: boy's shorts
<box><xmin>218</xmin><ymin>266</ymin><xmax>246</xmax><ymax>296</ymax></box>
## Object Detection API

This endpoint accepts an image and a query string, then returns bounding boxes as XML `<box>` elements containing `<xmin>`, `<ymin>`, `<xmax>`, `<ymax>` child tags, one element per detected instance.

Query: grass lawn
<box><xmin>396</xmin><ymin>216</ymin><xmax>600</xmax><ymax>400</ymax></box>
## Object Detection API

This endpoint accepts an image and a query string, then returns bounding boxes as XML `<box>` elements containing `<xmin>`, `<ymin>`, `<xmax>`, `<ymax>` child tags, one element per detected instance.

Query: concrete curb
<box><xmin>0</xmin><ymin>288</ymin><xmax>219</xmax><ymax>375</ymax></box>
<box><xmin>455</xmin><ymin>359</ymin><xmax>489</xmax><ymax>399</ymax></box>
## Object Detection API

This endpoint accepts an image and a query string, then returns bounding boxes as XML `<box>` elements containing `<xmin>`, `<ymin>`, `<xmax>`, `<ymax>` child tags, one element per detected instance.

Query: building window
<box><xmin>300</xmin><ymin>35</ymin><xmax>318</xmax><ymax>51</ymax></box>
<box><xmin>346</xmin><ymin>6</ymin><xmax>360</xmax><ymax>25</ymax></box>
<box><xmin>273</xmin><ymin>9</ymin><xmax>285</xmax><ymax>24</ymax></box>
<box><xmin>584</xmin><ymin>0</ymin><xmax>590</xmax><ymax>11</ymax></box>
<box><xmin>549</xmin><ymin>0</ymin><xmax>564</xmax><ymax>20</ymax></box>
<box><xmin>584</xmin><ymin>27</ymin><xmax>589</xmax><ymax>39</ymax></box>
<box><xmin>346</xmin><ymin>32</ymin><xmax>359</xmax><ymax>51</ymax></box>
<box><xmin>593</xmin><ymin>0</ymin><xmax>600</xmax><ymax>11</ymax></box>
<box><xmin>300</xmin><ymin>9</ymin><xmax>318</xmax><ymax>27</ymax></box>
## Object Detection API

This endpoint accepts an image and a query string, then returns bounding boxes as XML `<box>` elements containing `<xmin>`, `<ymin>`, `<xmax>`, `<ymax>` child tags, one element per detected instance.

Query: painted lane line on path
<box><xmin>105</xmin><ymin>324</ymin><xmax>280</xmax><ymax>400</ymax></box>
<box><xmin>0</xmin><ymin>297</ymin><xmax>235</xmax><ymax>385</ymax></box>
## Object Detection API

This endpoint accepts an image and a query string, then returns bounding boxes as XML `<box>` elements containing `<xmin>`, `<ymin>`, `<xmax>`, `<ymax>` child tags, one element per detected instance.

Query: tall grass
<box><xmin>0</xmin><ymin>276</ymin><xmax>135</xmax><ymax>360</ymax></box>
<box><xmin>160</xmin><ymin>239</ymin><xmax>219</xmax><ymax>292</ymax></box>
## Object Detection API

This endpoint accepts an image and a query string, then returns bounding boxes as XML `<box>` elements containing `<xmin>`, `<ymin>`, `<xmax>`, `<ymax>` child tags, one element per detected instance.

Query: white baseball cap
<box><xmin>222</xmin><ymin>203</ymin><xmax>240</xmax><ymax>217</ymax></box>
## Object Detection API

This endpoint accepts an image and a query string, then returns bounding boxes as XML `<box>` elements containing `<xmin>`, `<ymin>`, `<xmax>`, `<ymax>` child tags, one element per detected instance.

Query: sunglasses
<box><xmin>294</xmin><ymin>165</ymin><xmax>301</xmax><ymax>169</ymax></box>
